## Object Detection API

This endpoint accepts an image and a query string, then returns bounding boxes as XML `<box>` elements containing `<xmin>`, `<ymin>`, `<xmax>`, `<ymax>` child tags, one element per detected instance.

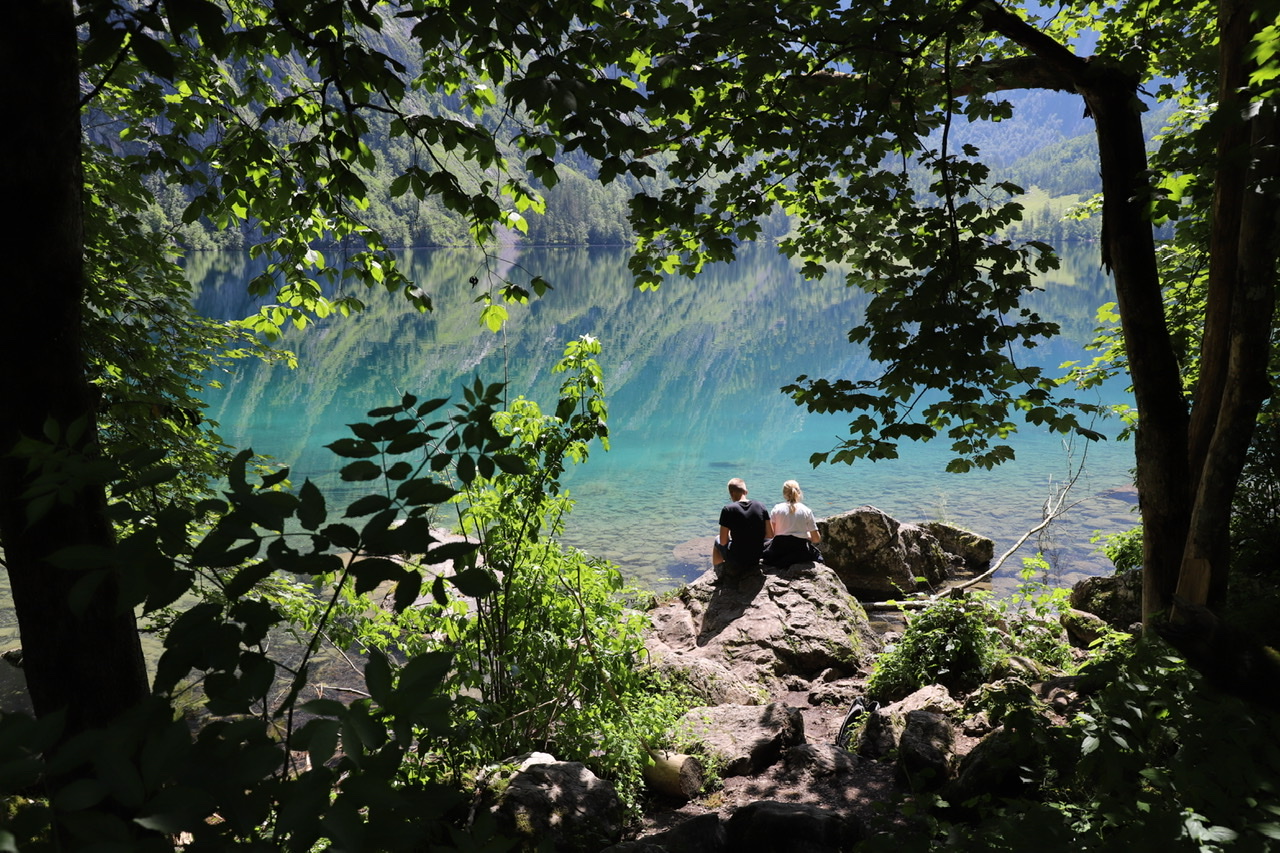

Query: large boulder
<box><xmin>818</xmin><ymin>506</ymin><xmax>954</xmax><ymax>599</ymax></box>
<box><xmin>855</xmin><ymin>684</ymin><xmax>959</xmax><ymax>760</ymax></box>
<box><xmin>946</xmin><ymin>725</ymin><xmax>1034</xmax><ymax>803</ymax></box>
<box><xmin>896</xmin><ymin>710</ymin><xmax>955</xmax><ymax>789</ymax></box>
<box><xmin>677</xmin><ymin>702</ymin><xmax>805</xmax><ymax>777</ymax></box>
<box><xmin>1061</xmin><ymin>608</ymin><xmax>1112</xmax><ymax>647</ymax></box>
<box><xmin>646</xmin><ymin>563</ymin><xmax>879</xmax><ymax>702</ymax></box>
<box><xmin>921</xmin><ymin>521</ymin><xmax>995</xmax><ymax>572</ymax></box>
<box><xmin>1069</xmin><ymin>569</ymin><xmax>1142</xmax><ymax>631</ymax></box>
<box><xmin>603</xmin><ymin>813</ymin><xmax>728</xmax><ymax>853</ymax></box>
<box><xmin>724</xmin><ymin>801</ymin><xmax>863</xmax><ymax>853</ymax></box>
<box><xmin>785</xmin><ymin>742</ymin><xmax>858</xmax><ymax>778</ymax></box>
<box><xmin>488</xmin><ymin>755</ymin><xmax>624</xmax><ymax>852</ymax></box>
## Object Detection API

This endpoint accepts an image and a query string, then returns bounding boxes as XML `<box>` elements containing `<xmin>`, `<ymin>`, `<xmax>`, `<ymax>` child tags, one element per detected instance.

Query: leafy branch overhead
<box><xmin>1</xmin><ymin>0</ymin><xmax>1279</xmax><ymax>847</ymax></box>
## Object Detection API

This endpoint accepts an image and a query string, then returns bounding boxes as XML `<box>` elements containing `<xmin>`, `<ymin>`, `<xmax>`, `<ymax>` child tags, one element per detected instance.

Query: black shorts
<box><xmin>715</xmin><ymin>539</ymin><xmax>761</xmax><ymax>569</ymax></box>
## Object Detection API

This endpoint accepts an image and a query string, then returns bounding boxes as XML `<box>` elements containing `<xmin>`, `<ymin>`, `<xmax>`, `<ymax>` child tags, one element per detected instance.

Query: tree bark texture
<box><xmin>1078</xmin><ymin>73</ymin><xmax>1193</xmax><ymax>624</ymax></box>
<box><xmin>970</xmin><ymin>1</ymin><xmax>1280</xmax><ymax>622</ymax></box>
<box><xmin>1177</xmin><ymin>0</ymin><xmax>1280</xmax><ymax>609</ymax></box>
<box><xmin>643</xmin><ymin>751</ymin><xmax>704</xmax><ymax>801</ymax></box>
<box><xmin>0</xmin><ymin>0</ymin><xmax>150</xmax><ymax>738</ymax></box>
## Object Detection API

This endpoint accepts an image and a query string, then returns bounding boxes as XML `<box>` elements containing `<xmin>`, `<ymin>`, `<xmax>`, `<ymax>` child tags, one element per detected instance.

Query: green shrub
<box><xmin>863</xmin><ymin>636</ymin><xmax>1280</xmax><ymax>853</ymax></box>
<box><xmin>406</xmin><ymin>336</ymin><xmax>690</xmax><ymax>813</ymax></box>
<box><xmin>991</xmin><ymin>555</ymin><xmax>1082</xmax><ymax>674</ymax></box>
<box><xmin>1093</xmin><ymin>526</ymin><xmax>1143</xmax><ymax>573</ymax></box>
<box><xmin>867</xmin><ymin>597</ymin><xmax>999</xmax><ymax>699</ymax></box>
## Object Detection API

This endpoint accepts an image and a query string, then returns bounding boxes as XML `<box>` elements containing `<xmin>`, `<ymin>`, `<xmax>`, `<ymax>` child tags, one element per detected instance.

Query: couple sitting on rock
<box><xmin>711</xmin><ymin>477</ymin><xmax>823</xmax><ymax>580</ymax></box>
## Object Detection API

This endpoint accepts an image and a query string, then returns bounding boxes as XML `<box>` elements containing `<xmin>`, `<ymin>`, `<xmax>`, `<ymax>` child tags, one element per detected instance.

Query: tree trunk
<box><xmin>1078</xmin><ymin>71</ymin><xmax>1192</xmax><ymax>625</ymax></box>
<box><xmin>1176</xmin><ymin>0</ymin><xmax>1280</xmax><ymax>609</ymax></box>
<box><xmin>0</xmin><ymin>0</ymin><xmax>150</xmax><ymax>739</ymax></box>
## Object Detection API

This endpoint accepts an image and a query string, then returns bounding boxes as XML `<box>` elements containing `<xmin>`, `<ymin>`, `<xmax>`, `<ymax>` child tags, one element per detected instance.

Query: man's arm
<box><xmin>719</xmin><ymin>526</ymin><xmax>731</xmax><ymax>546</ymax></box>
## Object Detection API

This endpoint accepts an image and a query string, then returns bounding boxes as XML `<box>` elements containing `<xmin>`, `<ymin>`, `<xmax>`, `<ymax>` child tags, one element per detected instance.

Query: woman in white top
<box><xmin>762</xmin><ymin>480</ymin><xmax>822</xmax><ymax>566</ymax></box>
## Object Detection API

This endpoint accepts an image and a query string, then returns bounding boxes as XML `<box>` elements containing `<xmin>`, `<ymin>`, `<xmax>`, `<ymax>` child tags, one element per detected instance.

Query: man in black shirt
<box><xmin>712</xmin><ymin>477</ymin><xmax>773</xmax><ymax>578</ymax></box>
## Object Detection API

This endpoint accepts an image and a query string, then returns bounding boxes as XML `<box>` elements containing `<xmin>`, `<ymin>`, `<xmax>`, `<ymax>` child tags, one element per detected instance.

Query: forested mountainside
<box><xmin>123</xmin><ymin>33</ymin><xmax>1170</xmax><ymax>250</ymax></box>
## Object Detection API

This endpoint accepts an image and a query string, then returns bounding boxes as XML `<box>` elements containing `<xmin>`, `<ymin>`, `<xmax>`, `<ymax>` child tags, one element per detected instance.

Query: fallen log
<box><xmin>643</xmin><ymin>750</ymin><xmax>704</xmax><ymax>801</ymax></box>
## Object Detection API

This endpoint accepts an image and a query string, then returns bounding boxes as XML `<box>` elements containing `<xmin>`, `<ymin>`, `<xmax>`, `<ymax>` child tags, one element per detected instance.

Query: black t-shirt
<box><xmin>718</xmin><ymin>499</ymin><xmax>769</xmax><ymax>564</ymax></box>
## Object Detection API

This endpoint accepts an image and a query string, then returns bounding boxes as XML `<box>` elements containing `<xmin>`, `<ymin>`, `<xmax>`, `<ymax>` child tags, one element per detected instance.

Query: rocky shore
<box><xmin>482</xmin><ymin>505</ymin><xmax>1141</xmax><ymax>852</ymax></box>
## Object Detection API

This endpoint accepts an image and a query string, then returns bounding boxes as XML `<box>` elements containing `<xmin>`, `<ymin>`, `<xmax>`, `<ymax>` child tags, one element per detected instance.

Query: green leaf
<box><xmin>300</xmin><ymin>698</ymin><xmax>348</xmax><ymax>718</ymax></box>
<box><xmin>392</xmin><ymin>573</ymin><xmax>422</xmax><ymax>612</ymax></box>
<box><xmin>450</xmin><ymin>567</ymin><xmax>497</xmax><ymax>597</ymax></box>
<box><xmin>327</xmin><ymin>438</ymin><xmax>378</xmax><ymax>458</ymax></box>
<box><xmin>351</xmin><ymin>557</ymin><xmax>407</xmax><ymax>594</ymax></box>
<box><xmin>386</xmin><ymin>432</ymin><xmax>432</xmax><ymax>454</ymax></box>
<box><xmin>321</xmin><ymin>523</ymin><xmax>360</xmax><ymax>550</ymax></box>
<box><xmin>345</xmin><ymin>494</ymin><xmax>393</xmax><ymax>517</ymax></box>
<box><xmin>130</xmin><ymin>32</ymin><xmax>178</xmax><ymax>80</ymax></box>
<box><xmin>416</xmin><ymin>397</ymin><xmax>449</xmax><ymax>416</ymax></box>
<box><xmin>492</xmin><ymin>453</ymin><xmax>531</xmax><ymax>475</ymax></box>
<box><xmin>423</xmin><ymin>540</ymin><xmax>478</xmax><ymax>565</ymax></box>
<box><xmin>395</xmin><ymin>651</ymin><xmax>453</xmax><ymax>711</ymax></box>
<box><xmin>259</xmin><ymin>466</ymin><xmax>290</xmax><ymax>488</ymax></box>
<box><xmin>365</xmin><ymin>651</ymin><xmax>393</xmax><ymax>705</ymax></box>
<box><xmin>340</xmin><ymin>460</ymin><xmax>382</xmax><ymax>482</ymax></box>
<box><xmin>295</xmin><ymin>718</ymin><xmax>341</xmax><ymax>768</ymax></box>
<box><xmin>396</xmin><ymin>478</ymin><xmax>456</xmax><ymax>506</ymax></box>
<box><xmin>385</xmin><ymin>460</ymin><xmax>413</xmax><ymax>480</ymax></box>
<box><xmin>480</xmin><ymin>304</ymin><xmax>508</xmax><ymax>332</ymax></box>
<box><xmin>223</xmin><ymin>561</ymin><xmax>276</xmax><ymax>601</ymax></box>
<box><xmin>297</xmin><ymin>479</ymin><xmax>327</xmax><ymax>530</ymax></box>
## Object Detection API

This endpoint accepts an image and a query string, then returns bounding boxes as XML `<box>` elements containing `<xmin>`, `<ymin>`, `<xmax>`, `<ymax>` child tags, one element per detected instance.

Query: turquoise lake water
<box><xmin>191</xmin><ymin>243</ymin><xmax>1138</xmax><ymax>594</ymax></box>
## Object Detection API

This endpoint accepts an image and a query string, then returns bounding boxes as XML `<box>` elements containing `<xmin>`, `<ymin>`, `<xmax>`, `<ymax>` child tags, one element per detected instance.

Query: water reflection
<box><xmin>194</xmin><ymin>243</ymin><xmax>1136</xmax><ymax>593</ymax></box>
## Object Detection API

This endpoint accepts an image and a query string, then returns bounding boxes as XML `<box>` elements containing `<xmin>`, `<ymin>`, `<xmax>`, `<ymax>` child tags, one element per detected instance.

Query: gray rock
<box><xmin>891</xmin><ymin>683</ymin><xmax>962</xmax><ymax>716</ymax></box>
<box><xmin>1069</xmin><ymin>570</ymin><xmax>1142</xmax><ymax>630</ymax></box>
<box><xmin>922</xmin><ymin>522</ymin><xmax>996</xmax><ymax>572</ymax></box>
<box><xmin>853</xmin><ymin>684</ymin><xmax>958</xmax><ymax>760</ymax></box>
<box><xmin>855</xmin><ymin>706</ymin><xmax>903</xmax><ymax>760</ymax></box>
<box><xmin>806</xmin><ymin>678</ymin><xmax>861</xmax><ymax>708</ymax></box>
<box><xmin>724</xmin><ymin>801</ymin><xmax>863</xmax><ymax>852</ymax></box>
<box><xmin>616</xmin><ymin>813</ymin><xmax>727</xmax><ymax>853</ymax></box>
<box><xmin>786</xmin><ymin>742</ymin><xmax>858</xmax><ymax>777</ymax></box>
<box><xmin>678</xmin><ymin>702</ymin><xmax>805</xmax><ymax>777</ymax></box>
<box><xmin>991</xmin><ymin>653</ymin><xmax>1058</xmax><ymax>681</ymax></box>
<box><xmin>947</xmin><ymin>725</ymin><xmax>1033</xmax><ymax>803</ymax></box>
<box><xmin>489</xmin><ymin>759</ymin><xmax>623</xmax><ymax>852</ymax></box>
<box><xmin>648</xmin><ymin>654</ymin><xmax>768</xmax><ymax>706</ymax></box>
<box><xmin>1061</xmin><ymin>607</ymin><xmax>1113</xmax><ymax>647</ymax></box>
<box><xmin>896</xmin><ymin>710</ymin><xmax>955</xmax><ymax>789</ymax></box>
<box><xmin>817</xmin><ymin>506</ymin><xmax>953</xmax><ymax>598</ymax></box>
<box><xmin>646</xmin><ymin>564</ymin><xmax>878</xmax><ymax>702</ymax></box>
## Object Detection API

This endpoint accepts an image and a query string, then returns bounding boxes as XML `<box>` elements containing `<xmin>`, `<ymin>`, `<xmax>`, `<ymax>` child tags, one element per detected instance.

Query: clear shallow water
<box><xmin>192</xmin><ymin>243</ymin><xmax>1137</xmax><ymax>595</ymax></box>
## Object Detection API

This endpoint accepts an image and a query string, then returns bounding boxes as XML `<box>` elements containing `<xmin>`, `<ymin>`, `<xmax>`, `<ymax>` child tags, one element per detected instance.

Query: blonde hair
<box><xmin>782</xmin><ymin>480</ymin><xmax>803</xmax><ymax>513</ymax></box>
<box><xmin>727</xmin><ymin>477</ymin><xmax>748</xmax><ymax>498</ymax></box>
